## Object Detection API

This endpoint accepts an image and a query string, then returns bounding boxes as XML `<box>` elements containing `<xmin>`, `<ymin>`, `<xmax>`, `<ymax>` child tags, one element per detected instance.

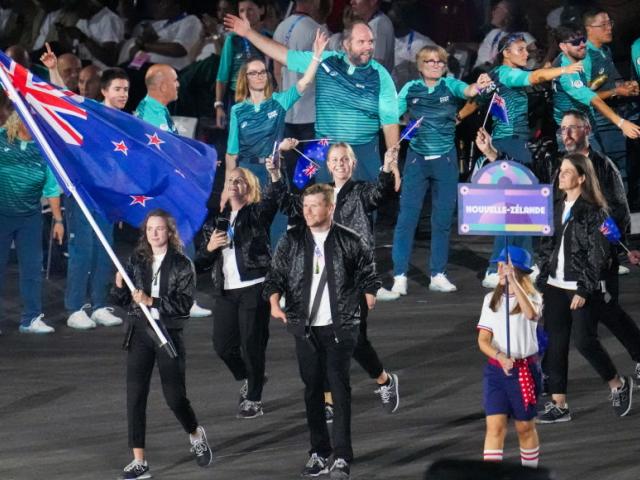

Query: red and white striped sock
<box><xmin>520</xmin><ymin>446</ymin><xmax>540</xmax><ymax>467</ymax></box>
<box><xmin>483</xmin><ymin>449</ymin><xmax>503</xmax><ymax>462</ymax></box>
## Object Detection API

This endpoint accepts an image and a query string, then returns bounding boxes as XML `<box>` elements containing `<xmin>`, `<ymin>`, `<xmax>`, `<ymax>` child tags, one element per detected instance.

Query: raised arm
<box><xmin>295</xmin><ymin>29</ymin><xmax>328</xmax><ymax>94</ymax></box>
<box><xmin>224</xmin><ymin>14</ymin><xmax>288</xmax><ymax>65</ymax></box>
<box><xmin>39</xmin><ymin>43</ymin><xmax>65</xmax><ymax>88</ymax></box>
<box><xmin>528</xmin><ymin>61</ymin><xmax>583</xmax><ymax>85</ymax></box>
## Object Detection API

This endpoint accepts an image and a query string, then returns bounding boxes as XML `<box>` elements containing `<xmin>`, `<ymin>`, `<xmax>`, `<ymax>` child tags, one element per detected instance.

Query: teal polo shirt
<box><xmin>134</xmin><ymin>95</ymin><xmax>177</xmax><ymax>133</ymax></box>
<box><xmin>287</xmin><ymin>50</ymin><xmax>398</xmax><ymax>145</ymax></box>
<box><xmin>398</xmin><ymin>77</ymin><xmax>468</xmax><ymax>156</ymax></box>
<box><xmin>490</xmin><ymin>65</ymin><xmax>531</xmax><ymax>139</ymax></box>
<box><xmin>227</xmin><ymin>85</ymin><xmax>301</xmax><ymax>162</ymax></box>
<box><xmin>585</xmin><ymin>40</ymin><xmax>622</xmax><ymax>127</ymax></box>
<box><xmin>0</xmin><ymin>129</ymin><xmax>60</xmax><ymax>216</ymax></box>
<box><xmin>551</xmin><ymin>53</ymin><xmax>597</xmax><ymax>126</ymax></box>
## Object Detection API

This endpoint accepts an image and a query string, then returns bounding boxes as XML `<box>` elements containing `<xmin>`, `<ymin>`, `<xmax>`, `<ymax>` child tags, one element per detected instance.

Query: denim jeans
<box><xmin>239</xmin><ymin>161</ymin><xmax>288</xmax><ymax>250</ymax></box>
<box><xmin>0</xmin><ymin>212</ymin><xmax>43</xmax><ymax>325</ymax></box>
<box><xmin>392</xmin><ymin>147</ymin><xmax>458</xmax><ymax>276</ymax></box>
<box><xmin>64</xmin><ymin>197</ymin><xmax>114</xmax><ymax>312</ymax></box>
<box><xmin>488</xmin><ymin>137</ymin><xmax>533</xmax><ymax>273</ymax></box>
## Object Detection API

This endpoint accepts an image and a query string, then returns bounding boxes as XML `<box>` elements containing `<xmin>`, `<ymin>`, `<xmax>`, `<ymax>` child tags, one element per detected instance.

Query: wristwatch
<box><xmin>214</xmin><ymin>101</ymin><xmax>224</xmax><ymax>109</ymax></box>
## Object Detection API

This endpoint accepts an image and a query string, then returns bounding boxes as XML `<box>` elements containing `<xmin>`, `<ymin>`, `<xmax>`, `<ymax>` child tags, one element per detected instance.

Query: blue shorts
<box><xmin>483</xmin><ymin>361</ymin><xmax>541</xmax><ymax>421</ymax></box>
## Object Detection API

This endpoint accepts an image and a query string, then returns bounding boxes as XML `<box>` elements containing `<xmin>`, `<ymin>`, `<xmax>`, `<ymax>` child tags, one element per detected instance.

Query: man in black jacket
<box><xmin>264</xmin><ymin>183</ymin><xmax>380</xmax><ymax>480</ymax></box>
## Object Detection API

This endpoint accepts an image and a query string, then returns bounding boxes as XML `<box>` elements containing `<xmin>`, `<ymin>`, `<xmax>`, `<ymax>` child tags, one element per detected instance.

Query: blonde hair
<box><xmin>303</xmin><ymin>183</ymin><xmax>335</xmax><ymax>206</ymax></box>
<box><xmin>327</xmin><ymin>142</ymin><xmax>357</xmax><ymax>170</ymax></box>
<box><xmin>3</xmin><ymin>110</ymin><xmax>22</xmax><ymax>143</ymax></box>
<box><xmin>235</xmin><ymin>58</ymin><xmax>273</xmax><ymax>103</ymax></box>
<box><xmin>233</xmin><ymin>167</ymin><xmax>262</xmax><ymax>204</ymax></box>
<box><xmin>416</xmin><ymin>45</ymin><xmax>449</xmax><ymax>73</ymax></box>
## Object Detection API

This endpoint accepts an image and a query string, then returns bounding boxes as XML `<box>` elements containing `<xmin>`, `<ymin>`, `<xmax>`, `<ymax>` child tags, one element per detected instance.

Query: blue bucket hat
<box><xmin>492</xmin><ymin>246</ymin><xmax>533</xmax><ymax>274</ymax></box>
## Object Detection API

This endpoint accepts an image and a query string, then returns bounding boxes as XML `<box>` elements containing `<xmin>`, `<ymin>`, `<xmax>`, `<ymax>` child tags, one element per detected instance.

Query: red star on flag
<box><xmin>112</xmin><ymin>140</ymin><xmax>129</xmax><ymax>156</ymax></box>
<box><xmin>145</xmin><ymin>132</ymin><xmax>165</xmax><ymax>150</ymax></box>
<box><xmin>129</xmin><ymin>195</ymin><xmax>153</xmax><ymax>207</ymax></box>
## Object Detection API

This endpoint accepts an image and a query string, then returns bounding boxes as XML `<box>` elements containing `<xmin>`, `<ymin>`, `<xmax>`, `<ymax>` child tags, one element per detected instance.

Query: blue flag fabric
<box><xmin>302</xmin><ymin>138</ymin><xmax>331</xmax><ymax>163</ymax></box>
<box><xmin>293</xmin><ymin>157</ymin><xmax>320</xmax><ymax>189</ymax></box>
<box><xmin>0</xmin><ymin>51</ymin><xmax>216</xmax><ymax>243</ymax></box>
<box><xmin>600</xmin><ymin>216</ymin><xmax>622</xmax><ymax>243</ymax></box>
<box><xmin>400</xmin><ymin>116</ymin><xmax>423</xmax><ymax>141</ymax></box>
<box><xmin>489</xmin><ymin>93</ymin><xmax>509</xmax><ymax>124</ymax></box>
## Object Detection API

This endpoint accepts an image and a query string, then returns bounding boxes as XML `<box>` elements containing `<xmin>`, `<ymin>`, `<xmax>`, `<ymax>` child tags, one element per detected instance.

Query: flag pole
<box><xmin>481</xmin><ymin>92</ymin><xmax>496</xmax><ymax>130</ymax></box>
<box><xmin>504</xmin><ymin>236</ymin><xmax>511</xmax><ymax>360</ymax></box>
<box><xmin>0</xmin><ymin>66</ymin><xmax>177</xmax><ymax>358</ymax></box>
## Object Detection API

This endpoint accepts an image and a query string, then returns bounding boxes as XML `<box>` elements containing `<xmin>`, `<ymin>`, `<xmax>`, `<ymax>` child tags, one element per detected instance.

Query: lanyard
<box><xmin>163</xmin><ymin>12</ymin><xmax>188</xmax><ymax>29</ymax></box>
<box><xmin>407</xmin><ymin>30</ymin><xmax>415</xmax><ymax>52</ymax></box>
<box><xmin>314</xmin><ymin>243</ymin><xmax>323</xmax><ymax>274</ymax></box>
<box><xmin>242</xmin><ymin>38</ymin><xmax>251</xmax><ymax>57</ymax></box>
<box><xmin>284</xmin><ymin>13</ymin><xmax>307</xmax><ymax>46</ymax></box>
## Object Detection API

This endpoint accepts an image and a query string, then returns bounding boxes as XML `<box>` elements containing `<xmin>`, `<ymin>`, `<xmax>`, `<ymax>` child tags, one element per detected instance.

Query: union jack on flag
<box><xmin>0</xmin><ymin>50</ymin><xmax>217</xmax><ymax>243</ymax></box>
<box><xmin>489</xmin><ymin>92</ymin><xmax>509</xmax><ymax>124</ymax></box>
<box><xmin>293</xmin><ymin>157</ymin><xmax>321</xmax><ymax>189</ymax></box>
<box><xmin>302</xmin><ymin>163</ymin><xmax>319</xmax><ymax>177</ymax></box>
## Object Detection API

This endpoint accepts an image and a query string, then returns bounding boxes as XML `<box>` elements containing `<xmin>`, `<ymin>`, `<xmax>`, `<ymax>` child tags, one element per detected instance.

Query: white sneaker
<box><xmin>91</xmin><ymin>307</ymin><xmax>123</xmax><ymax>327</ymax></box>
<box><xmin>429</xmin><ymin>273</ymin><xmax>457</xmax><ymax>292</ymax></box>
<box><xmin>279</xmin><ymin>296</ymin><xmax>286</xmax><ymax>309</ymax></box>
<box><xmin>482</xmin><ymin>271</ymin><xmax>500</xmax><ymax>289</ymax></box>
<box><xmin>618</xmin><ymin>265</ymin><xmax>630</xmax><ymax>275</ymax></box>
<box><xmin>190</xmin><ymin>301</ymin><xmax>212</xmax><ymax>318</ymax></box>
<box><xmin>391</xmin><ymin>275</ymin><xmax>408</xmax><ymax>296</ymax></box>
<box><xmin>67</xmin><ymin>308</ymin><xmax>97</xmax><ymax>330</ymax></box>
<box><xmin>19</xmin><ymin>314</ymin><xmax>55</xmax><ymax>334</ymax></box>
<box><xmin>376</xmin><ymin>287</ymin><xmax>400</xmax><ymax>301</ymax></box>
<box><xmin>530</xmin><ymin>264</ymin><xmax>540</xmax><ymax>283</ymax></box>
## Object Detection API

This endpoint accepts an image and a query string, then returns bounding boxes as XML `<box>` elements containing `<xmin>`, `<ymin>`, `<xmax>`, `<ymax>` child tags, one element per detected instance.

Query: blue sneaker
<box><xmin>120</xmin><ymin>459</ymin><xmax>150</xmax><ymax>479</ymax></box>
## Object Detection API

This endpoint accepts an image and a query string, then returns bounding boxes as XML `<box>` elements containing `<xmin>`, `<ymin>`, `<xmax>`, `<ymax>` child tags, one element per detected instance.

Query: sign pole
<box><xmin>503</xmin><ymin>236</ymin><xmax>511</xmax><ymax>359</ymax></box>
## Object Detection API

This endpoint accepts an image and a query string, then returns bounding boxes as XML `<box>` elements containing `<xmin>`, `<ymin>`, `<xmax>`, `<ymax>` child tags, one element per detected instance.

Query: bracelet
<box><xmin>617</xmin><ymin>118</ymin><xmax>625</xmax><ymax>128</ymax></box>
<box><xmin>214</xmin><ymin>101</ymin><xmax>224</xmax><ymax>109</ymax></box>
<box><xmin>53</xmin><ymin>218</ymin><xmax>64</xmax><ymax>225</ymax></box>
<box><xmin>561</xmin><ymin>67</ymin><xmax>566</xmax><ymax>74</ymax></box>
<box><xmin>312</xmin><ymin>55</ymin><xmax>322</xmax><ymax>63</ymax></box>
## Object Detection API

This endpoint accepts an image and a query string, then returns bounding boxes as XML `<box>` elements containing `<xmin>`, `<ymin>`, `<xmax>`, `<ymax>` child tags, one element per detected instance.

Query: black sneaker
<box><xmin>374</xmin><ymin>373</ymin><xmax>400</xmax><ymax>413</ymax></box>
<box><xmin>324</xmin><ymin>403</ymin><xmax>334</xmax><ymax>424</ymax></box>
<box><xmin>635</xmin><ymin>363</ymin><xmax>640</xmax><ymax>382</ymax></box>
<box><xmin>536</xmin><ymin>401</ymin><xmax>572</xmax><ymax>424</ymax></box>
<box><xmin>301</xmin><ymin>453</ymin><xmax>329</xmax><ymax>477</ymax></box>
<box><xmin>611</xmin><ymin>376</ymin><xmax>633</xmax><ymax>417</ymax></box>
<box><xmin>237</xmin><ymin>399</ymin><xmax>264</xmax><ymax>419</ymax></box>
<box><xmin>238</xmin><ymin>375</ymin><xmax>269</xmax><ymax>405</ymax></box>
<box><xmin>329</xmin><ymin>457</ymin><xmax>350</xmax><ymax>480</ymax></box>
<box><xmin>120</xmin><ymin>459</ymin><xmax>151</xmax><ymax>479</ymax></box>
<box><xmin>190</xmin><ymin>426</ymin><xmax>213</xmax><ymax>467</ymax></box>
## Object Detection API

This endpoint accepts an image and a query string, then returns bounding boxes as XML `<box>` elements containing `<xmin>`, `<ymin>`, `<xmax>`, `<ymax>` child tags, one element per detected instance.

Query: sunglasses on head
<box><xmin>564</xmin><ymin>36</ymin><xmax>586</xmax><ymax>47</ymax></box>
<box><xmin>498</xmin><ymin>33</ymin><xmax>526</xmax><ymax>53</ymax></box>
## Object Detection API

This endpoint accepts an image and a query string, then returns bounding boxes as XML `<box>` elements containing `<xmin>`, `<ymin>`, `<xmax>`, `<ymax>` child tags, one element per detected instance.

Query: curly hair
<box><xmin>134</xmin><ymin>209</ymin><xmax>183</xmax><ymax>263</ymax></box>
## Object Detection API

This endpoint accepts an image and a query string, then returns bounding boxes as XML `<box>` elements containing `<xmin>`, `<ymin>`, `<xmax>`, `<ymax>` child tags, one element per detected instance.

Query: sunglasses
<box><xmin>563</xmin><ymin>36</ymin><xmax>586</xmax><ymax>47</ymax></box>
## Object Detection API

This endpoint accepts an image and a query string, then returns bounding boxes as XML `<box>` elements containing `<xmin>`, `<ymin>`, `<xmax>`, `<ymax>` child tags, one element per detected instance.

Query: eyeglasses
<box><xmin>563</xmin><ymin>36</ymin><xmax>586</xmax><ymax>47</ymax></box>
<box><xmin>559</xmin><ymin>125</ymin><xmax>587</xmax><ymax>134</ymax></box>
<box><xmin>588</xmin><ymin>20</ymin><xmax>614</xmax><ymax>29</ymax></box>
<box><xmin>422</xmin><ymin>59</ymin><xmax>446</xmax><ymax>67</ymax></box>
<box><xmin>246</xmin><ymin>70</ymin><xmax>267</xmax><ymax>78</ymax></box>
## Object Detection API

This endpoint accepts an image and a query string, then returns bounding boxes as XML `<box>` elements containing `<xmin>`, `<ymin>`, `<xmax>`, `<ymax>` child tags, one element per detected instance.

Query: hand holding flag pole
<box><xmin>0</xmin><ymin>62</ymin><xmax>178</xmax><ymax>358</ymax></box>
<box><xmin>482</xmin><ymin>92</ymin><xmax>509</xmax><ymax>130</ymax></box>
<box><xmin>394</xmin><ymin>116</ymin><xmax>424</xmax><ymax>148</ymax></box>
<box><xmin>600</xmin><ymin>217</ymin><xmax>637</xmax><ymax>265</ymax></box>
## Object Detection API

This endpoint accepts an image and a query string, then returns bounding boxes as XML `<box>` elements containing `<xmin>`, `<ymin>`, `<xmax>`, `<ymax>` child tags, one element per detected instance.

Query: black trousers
<box><xmin>353</xmin><ymin>298</ymin><xmax>384</xmax><ymax>379</ymax></box>
<box><xmin>543</xmin><ymin>285</ymin><xmax>618</xmax><ymax>394</ymax></box>
<box><xmin>127</xmin><ymin>325</ymin><xmax>198</xmax><ymax>448</ymax></box>
<box><xmin>295</xmin><ymin>325</ymin><xmax>356</xmax><ymax>461</ymax></box>
<box><xmin>213</xmin><ymin>283</ymin><xmax>270</xmax><ymax>401</ymax></box>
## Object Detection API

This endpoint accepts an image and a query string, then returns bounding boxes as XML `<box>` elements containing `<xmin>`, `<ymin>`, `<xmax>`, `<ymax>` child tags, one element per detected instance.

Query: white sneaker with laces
<box><xmin>19</xmin><ymin>314</ymin><xmax>55</xmax><ymax>334</ymax></box>
<box><xmin>391</xmin><ymin>275</ymin><xmax>407</xmax><ymax>296</ymax></box>
<box><xmin>190</xmin><ymin>301</ymin><xmax>212</xmax><ymax>318</ymax></box>
<box><xmin>482</xmin><ymin>271</ymin><xmax>500</xmax><ymax>289</ymax></box>
<box><xmin>376</xmin><ymin>287</ymin><xmax>400</xmax><ymax>301</ymax></box>
<box><xmin>429</xmin><ymin>273</ymin><xmax>457</xmax><ymax>292</ymax></box>
<box><xmin>67</xmin><ymin>307</ymin><xmax>96</xmax><ymax>330</ymax></box>
<box><xmin>619</xmin><ymin>265</ymin><xmax>630</xmax><ymax>275</ymax></box>
<box><xmin>91</xmin><ymin>307</ymin><xmax>123</xmax><ymax>327</ymax></box>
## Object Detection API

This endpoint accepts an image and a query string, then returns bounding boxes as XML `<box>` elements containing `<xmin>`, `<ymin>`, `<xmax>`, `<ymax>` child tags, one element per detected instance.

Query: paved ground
<box><xmin>1</xmin><ymin>227</ymin><xmax>639</xmax><ymax>480</ymax></box>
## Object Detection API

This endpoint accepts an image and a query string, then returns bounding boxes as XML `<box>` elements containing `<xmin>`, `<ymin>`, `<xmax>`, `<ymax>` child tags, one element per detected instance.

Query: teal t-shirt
<box><xmin>551</xmin><ymin>53</ymin><xmax>597</xmax><ymax>126</ymax></box>
<box><xmin>585</xmin><ymin>40</ymin><xmax>622</xmax><ymax>127</ymax></box>
<box><xmin>287</xmin><ymin>50</ymin><xmax>398</xmax><ymax>145</ymax></box>
<box><xmin>632</xmin><ymin>38</ymin><xmax>640</xmax><ymax>81</ymax></box>
<box><xmin>227</xmin><ymin>85</ymin><xmax>301</xmax><ymax>161</ymax></box>
<box><xmin>216</xmin><ymin>32</ymin><xmax>270</xmax><ymax>91</ymax></box>
<box><xmin>398</xmin><ymin>77</ymin><xmax>468</xmax><ymax>156</ymax></box>
<box><xmin>0</xmin><ymin>129</ymin><xmax>60</xmax><ymax>216</ymax></box>
<box><xmin>489</xmin><ymin>65</ymin><xmax>531</xmax><ymax>139</ymax></box>
<box><xmin>134</xmin><ymin>95</ymin><xmax>177</xmax><ymax>133</ymax></box>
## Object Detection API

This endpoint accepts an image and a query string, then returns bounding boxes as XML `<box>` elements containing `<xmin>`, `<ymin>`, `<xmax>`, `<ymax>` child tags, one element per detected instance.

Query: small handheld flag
<box><xmin>600</xmin><ymin>217</ymin><xmax>631</xmax><ymax>254</ymax></box>
<box><xmin>293</xmin><ymin>157</ymin><xmax>320</xmax><ymax>189</ymax></box>
<box><xmin>302</xmin><ymin>138</ymin><xmax>331</xmax><ymax>163</ymax></box>
<box><xmin>399</xmin><ymin>116</ymin><xmax>424</xmax><ymax>143</ymax></box>
<box><xmin>482</xmin><ymin>92</ymin><xmax>509</xmax><ymax>130</ymax></box>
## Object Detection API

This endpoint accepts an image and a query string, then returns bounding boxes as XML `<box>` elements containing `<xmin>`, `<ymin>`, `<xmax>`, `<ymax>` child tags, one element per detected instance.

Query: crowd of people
<box><xmin>2</xmin><ymin>0</ymin><xmax>640</xmax><ymax>479</ymax></box>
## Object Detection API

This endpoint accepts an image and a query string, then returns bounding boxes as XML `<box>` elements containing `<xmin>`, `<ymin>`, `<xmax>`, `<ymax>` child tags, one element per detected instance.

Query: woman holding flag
<box><xmin>482</xmin><ymin>33</ymin><xmax>583</xmax><ymax>288</ymax></box>
<box><xmin>225</xmin><ymin>28</ymin><xmax>328</xmax><ymax>245</ymax></box>
<box><xmin>390</xmin><ymin>44</ymin><xmax>492</xmax><ymax>295</ymax></box>
<box><xmin>536</xmin><ymin>153</ymin><xmax>633</xmax><ymax>423</ymax></box>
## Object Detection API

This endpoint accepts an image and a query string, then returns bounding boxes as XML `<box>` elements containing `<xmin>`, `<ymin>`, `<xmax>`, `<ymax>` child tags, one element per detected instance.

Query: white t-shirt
<box><xmin>547</xmin><ymin>200</ymin><xmax>578</xmax><ymax>290</ymax></box>
<box><xmin>273</xmin><ymin>14</ymin><xmax>326</xmax><ymax>124</ymax></box>
<box><xmin>33</xmin><ymin>9</ymin><xmax>64</xmax><ymax>51</ymax></box>
<box><xmin>473</xmin><ymin>28</ymin><xmax>536</xmax><ymax>69</ymax></box>
<box><xmin>118</xmin><ymin>14</ymin><xmax>204</xmax><ymax>71</ymax></box>
<box><xmin>477</xmin><ymin>291</ymin><xmax>541</xmax><ymax>359</ymax></box>
<box><xmin>369</xmin><ymin>11</ymin><xmax>395</xmax><ymax>72</ymax></box>
<box><xmin>309</xmin><ymin>229</ymin><xmax>332</xmax><ymax>327</ymax></box>
<box><xmin>76</xmin><ymin>7</ymin><xmax>125</xmax><ymax>69</ymax></box>
<box><xmin>221</xmin><ymin>211</ymin><xmax>265</xmax><ymax>290</ymax></box>
<box><xmin>150</xmin><ymin>252</ymin><xmax>166</xmax><ymax>320</ymax></box>
<box><xmin>392</xmin><ymin>30</ymin><xmax>435</xmax><ymax>88</ymax></box>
